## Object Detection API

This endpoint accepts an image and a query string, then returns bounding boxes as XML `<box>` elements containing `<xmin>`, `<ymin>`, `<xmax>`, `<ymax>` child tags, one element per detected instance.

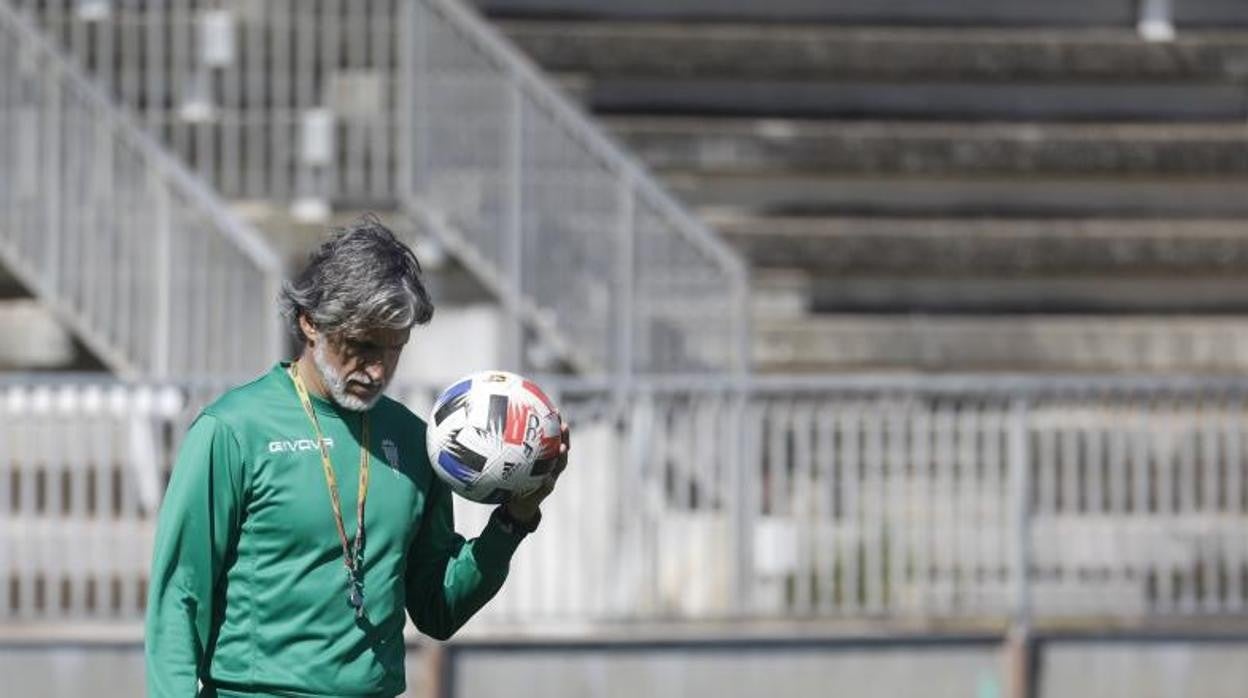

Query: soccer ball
<box><xmin>426</xmin><ymin>370</ymin><xmax>562</xmax><ymax>504</ymax></box>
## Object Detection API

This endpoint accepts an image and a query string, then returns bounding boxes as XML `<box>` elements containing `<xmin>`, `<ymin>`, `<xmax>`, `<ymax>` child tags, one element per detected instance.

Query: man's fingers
<box><xmin>553</xmin><ymin>419</ymin><xmax>570</xmax><ymax>476</ymax></box>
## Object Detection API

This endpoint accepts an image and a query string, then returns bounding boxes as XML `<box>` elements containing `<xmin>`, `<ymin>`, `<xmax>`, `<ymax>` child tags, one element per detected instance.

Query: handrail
<box><xmin>4</xmin><ymin>374</ymin><xmax>1248</xmax><ymax>626</ymax></box>
<box><xmin>0</xmin><ymin>0</ymin><xmax>283</xmax><ymax>378</ymax></box>
<box><xmin>420</xmin><ymin>0</ymin><xmax>747</xmax><ymax>282</ymax></box>
<box><xmin>8</xmin><ymin>0</ymin><xmax>749</xmax><ymax>379</ymax></box>
<box><xmin>404</xmin><ymin>0</ymin><xmax>750</xmax><ymax>377</ymax></box>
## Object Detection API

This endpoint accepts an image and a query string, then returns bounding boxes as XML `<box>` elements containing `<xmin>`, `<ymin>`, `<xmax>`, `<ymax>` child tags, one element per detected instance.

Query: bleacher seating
<box><xmin>479</xmin><ymin>0</ymin><xmax>1248</xmax><ymax>372</ymax></box>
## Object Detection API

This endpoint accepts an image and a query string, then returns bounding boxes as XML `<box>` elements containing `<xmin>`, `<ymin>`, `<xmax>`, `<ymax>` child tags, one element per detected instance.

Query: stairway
<box><xmin>483</xmin><ymin>3</ymin><xmax>1248</xmax><ymax>372</ymax></box>
<box><xmin>10</xmin><ymin>0</ymin><xmax>748</xmax><ymax>378</ymax></box>
<box><xmin>0</xmin><ymin>2</ymin><xmax>282</xmax><ymax>379</ymax></box>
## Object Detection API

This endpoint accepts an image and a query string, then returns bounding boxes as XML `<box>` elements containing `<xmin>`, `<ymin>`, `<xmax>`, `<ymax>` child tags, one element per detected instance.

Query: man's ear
<box><xmin>298</xmin><ymin>314</ymin><xmax>319</xmax><ymax>345</ymax></box>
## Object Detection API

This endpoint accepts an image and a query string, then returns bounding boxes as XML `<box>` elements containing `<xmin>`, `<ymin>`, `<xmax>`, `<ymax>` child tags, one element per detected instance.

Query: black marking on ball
<box><xmin>434</xmin><ymin>393</ymin><xmax>468</xmax><ymax>426</ymax></box>
<box><xmin>446</xmin><ymin>429</ymin><xmax>488</xmax><ymax>472</ymax></box>
<box><xmin>487</xmin><ymin>394</ymin><xmax>508</xmax><ymax>436</ymax></box>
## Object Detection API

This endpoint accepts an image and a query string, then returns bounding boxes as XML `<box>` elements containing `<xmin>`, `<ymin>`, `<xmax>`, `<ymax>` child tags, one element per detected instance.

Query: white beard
<box><xmin>313</xmin><ymin>342</ymin><xmax>384</xmax><ymax>412</ymax></box>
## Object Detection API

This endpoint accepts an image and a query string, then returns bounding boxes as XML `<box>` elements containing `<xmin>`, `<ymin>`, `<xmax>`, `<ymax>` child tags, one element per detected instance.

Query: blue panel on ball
<box><xmin>439</xmin><ymin>378</ymin><xmax>472</xmax><ymax>404</ymax></box>
<box><xmin>437</xmin><ymin>450</ymin><xmax>477</xmax><ymax>484</ymax></box>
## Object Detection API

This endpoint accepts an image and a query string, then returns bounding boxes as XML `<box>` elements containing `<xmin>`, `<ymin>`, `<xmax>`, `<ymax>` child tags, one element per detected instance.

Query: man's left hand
<box><xmin>505</xmin><ymin>419</ymin><xmax>569</xmax><ymax>523</ymax></box>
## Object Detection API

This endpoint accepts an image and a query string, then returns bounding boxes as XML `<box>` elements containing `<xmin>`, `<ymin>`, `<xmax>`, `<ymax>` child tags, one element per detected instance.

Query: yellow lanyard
<box><xmin>289</xmin><ymin>363</ymin><xmax>370</xmax><ymax>616</ymax></box>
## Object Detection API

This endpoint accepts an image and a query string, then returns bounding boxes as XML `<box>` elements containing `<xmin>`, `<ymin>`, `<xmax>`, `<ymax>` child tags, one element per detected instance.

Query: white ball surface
<box><xmin>426</xmin><ymin>370</ymin><xmax>562</xmax><ymax>504</ymax></box>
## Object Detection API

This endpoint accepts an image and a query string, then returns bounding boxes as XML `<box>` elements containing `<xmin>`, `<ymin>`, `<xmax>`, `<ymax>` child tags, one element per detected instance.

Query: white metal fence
<box><xmin>10</xmin><ymin>0</ymin><xmax>405</xmax><ymax>206</ymax></box>
<box><xmin>404</xmin><ymin>0</ymin><xmax>748</xmax><ymax>376</ymax></box>
<box><xmin>0</xmin><ymin>2</ymin><xmax>283</xmax><ymax>379</ymax></box>
<box><xmin>8</xmin><ymin>0</ymin><xmax>749</xmax><ymax>379</ymax></box>
<box><xmin>4</xmin><ymin>375</ymin><xmax>1248</xmax><ymax>629</ymax></box>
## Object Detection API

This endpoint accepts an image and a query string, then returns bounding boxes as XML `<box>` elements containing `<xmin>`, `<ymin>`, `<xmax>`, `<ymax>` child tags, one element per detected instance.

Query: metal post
<box><xmin>1138</xmin><ymin>0</ymin><xmax>1175</xmax><ymax>42</ymax></box>
<box><xmin>1007</xmin><ymin>398</ymin><xmax>1034</xmax><ymax>698</ymax></box>
<box><xmin>733</xmin><ymin>270</ymin><xmax>751</xmax><ymax>376</ymax></box>
<box><xmin>43</xmin><ymin>64</ymin><xmax>61</xmax><ymax>295</ymax></box>
<box><xmin>729</xmin><ymin>380</ymin><xmax>753</xmax><ymax>615</ymax></box>
<box><xmin>152</xmin><ymin>173</ymin><xmax>172</xmax><ymax>379</ymax></box>
<box><xmin>422</xmin><ymin>639</ymin><xmax>452</xmax><ymax>698</ymax></box>
<box><xmin>265</xmin><ymin>270</ymin><xmax>285</xmax><ymax>364</ymax></box>
<box><xmin>502</xmin><ymin>79</ymin><xmax>524</xmax><ymax>372</ymax></box>
<box><xmin>398</xmin><ymin>0</ymin><xmax>417</xmax><ymax>199</ymax></box>
<box><xmin>614</xmin><ymin>172</ymin><xmax>635</xmax><ymax>409</ymax></box>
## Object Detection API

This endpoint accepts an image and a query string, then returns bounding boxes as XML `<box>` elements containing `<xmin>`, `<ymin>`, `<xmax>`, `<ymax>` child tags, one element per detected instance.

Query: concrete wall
<box><xmin>448</xmin><ymin>640</ymin><xmax>1004</xmax><ymax>698</ymax></box>
<box><xmin>0</xmin><ymin>640</ymin><xmax>431</xmax><ymax>698</ymax></box>
<box><xmin>1040</xmin><ymin>639</ymin><xmax>1248</xmax><ymax>698</ymax></box>
<box><xmin>6</xmin><ymin>634</ymin><xmax>1248</xmax><ymax>698</ymax></box>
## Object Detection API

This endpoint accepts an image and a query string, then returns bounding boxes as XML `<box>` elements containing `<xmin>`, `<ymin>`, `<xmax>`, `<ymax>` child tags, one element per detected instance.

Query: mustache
<box><xmin>347</xmin><ymin>374</ymin><xmax>381</xmax><ymax>389</ymax></box>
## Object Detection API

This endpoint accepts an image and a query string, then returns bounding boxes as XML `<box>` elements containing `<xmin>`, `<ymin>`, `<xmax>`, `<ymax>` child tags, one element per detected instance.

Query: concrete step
<box><xmin>713</xmin><ymin>216</ymin><xmax>1248</xmax><ymax>275</ymax></box>
<box><xmin>476</xmin><ymin>0</ymin><xmax>1143</xmax><ymax>26</ymax></box>
<box><xmin>479</xmin><ymin>0</ymin><xmax>1248</xmax><ymax>25</ymax></box>
<box><xmin>753</xmin><ymin>314</ymin><xmax>1248</xmax><ymax>373</ymax></box>
<box><xmin>669</xmin><ymin>173</ymin><xmax>1248</xmax><ymax>219</ymax></box>
<box><xmin>478</xmin><ymin>0</ymin><xmax>1248</xmax><ymax>26</ymax></box>
<box><xmin>611</xmin><ymin>118</ymin><xmax>1248</xmax><ymax>175</ymax></box>
<box><xmin>229</xmin><ymin>201</ymin><xmax>495</xmax><ymax>306</ymax></box>
<box><xmin>502</xmin><ymin>22</ymin><xmax>1248</xmax><ymax>82</ymax></box>
<box><xmin>799</xmin><ymin>275</ymin><xmax>1248</xmax><ymax>315</ymax></box>
<box><xmin>586</xmin><ymin>79</ymin><xmax>1247</xmax><ymax>121</ymax></box>
<box><xmin>0</xmin><ymin>298</ymin><xmax>84</xmax><ymax>370</ymax></box>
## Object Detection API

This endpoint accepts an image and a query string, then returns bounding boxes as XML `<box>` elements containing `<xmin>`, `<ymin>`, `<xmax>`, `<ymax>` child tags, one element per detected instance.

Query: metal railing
<box><xmin>0</xmin><ymin>379</ymin><xmax>189</xmax><ymax>622</ymax></box>
<box><xmin>0</xmin><ymin>2</ymin><xmax>283</xmax><ymax>379</ymax></box>
<box><xmin>5</xmin><ymin>374</ymin><xmax>1248</xmax><ymax>629</ymax></box>
<box><xmin>10</xmin><ymin>0</ymin><xmax>750</xmax><ymax>379</ymax></box>
<box><xmin>403</xmin><ymin>0</ymin><xmax>748</xmax><ymax>376</ymax></box>
<box><xmin>9</xmin><ymin>0</ymin><xmax>405</xmax><ymax>206</ymax></box>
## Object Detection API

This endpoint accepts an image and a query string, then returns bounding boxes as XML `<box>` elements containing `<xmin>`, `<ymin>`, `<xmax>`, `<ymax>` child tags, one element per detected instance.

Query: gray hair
<box><xmin>279</xmin><ymin>215</ymin><xmax>434</xmax><ymax>343</ymax></box>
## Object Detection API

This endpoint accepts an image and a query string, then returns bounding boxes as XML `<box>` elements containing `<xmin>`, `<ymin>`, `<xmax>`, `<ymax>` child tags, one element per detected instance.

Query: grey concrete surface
<box><xmin>473</xmin><ymin>0</ymin><xmax>1138</xmax><ymax>26</ymax></box>
<box><xmin>613</xmin><ymin>119</ymin><xmax>1248</xmax><ymax>175</ymax></box>
<box><xmin>714</xmin><ymin>216</ymin><xmax>1248</xmax><ymax>275</ymax></box>
<box><xmin>501</xmin><ymin>21</ymin><xmax>1248</xmax><ymax>82</ymax></box>
<box><xmin>0</xmin><ymin>641</ymin><xmax>431</xmax><ymax>698</ymax></box>
<box><xmin>8</xmin><ymin>636</ymin><xmax>1248</xmax><ymax>698</ymax></box>
<box><xmin>1040</xmin><ymin>640</ymin><xmax>1248</xmax><ymax>698</ymax></box>
<box><xmin>450</xmin><ymin>643</ymin><xmax>1005</xmax><ymax>698</ymax></box>
<box><xmin>664</xmin><ymin>173</ymin><xmax>1248</xmax><ymax>219</ymax></box>
<box><xmin>589</xmin><ymin>80</ymin><xmax>1248</xmax><ymax>121</ymax></box>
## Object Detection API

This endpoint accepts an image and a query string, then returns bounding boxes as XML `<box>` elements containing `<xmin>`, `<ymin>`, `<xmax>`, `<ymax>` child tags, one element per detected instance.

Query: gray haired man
<box><xmin>145</xmin><ymin>216</ymin><xmax>568</xmax><ymax>697</ymax></box>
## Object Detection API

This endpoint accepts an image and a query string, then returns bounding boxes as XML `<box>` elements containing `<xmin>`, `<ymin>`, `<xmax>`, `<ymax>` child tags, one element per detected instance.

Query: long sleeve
<box><xmin>404</xmin><ymin>480</ymin><xmax>526</xmax><ymax>640</ymax></box>
<box><xmin>145</xmin><ymin>413</ymin><xmax>248</xmax><ymax>697</ymax></box>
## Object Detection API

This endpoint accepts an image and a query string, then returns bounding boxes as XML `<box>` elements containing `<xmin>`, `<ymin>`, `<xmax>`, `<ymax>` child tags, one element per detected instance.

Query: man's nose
<box><xmin>362</xmin><ymin>361</ymin><xmax>386</xmax><ymax>383</ymax></box>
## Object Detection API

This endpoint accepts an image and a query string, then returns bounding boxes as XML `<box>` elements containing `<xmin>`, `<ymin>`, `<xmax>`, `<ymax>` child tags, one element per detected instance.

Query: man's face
<box><xmin>312</xmin><ymin>325</ymin><xmax>410</xmax><ymax>411</ymax></box>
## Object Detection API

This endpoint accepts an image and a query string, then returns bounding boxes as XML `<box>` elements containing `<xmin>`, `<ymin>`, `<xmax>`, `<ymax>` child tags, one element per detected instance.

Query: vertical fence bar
<box><xmin>614</xmin><ymin>174</ymin><xmax>635</xmax><ymax>409</ymax></box>
<box><xmin>729</xmin><ymin>386</ymin><xmax>754</xmax><ymax>615</ymax></box>
<box><xmin>1199</xmin><ymin>405</ymin><xmax>1220</xmax><ymax>613</ymax></box>
<box><xmin>1009</xmin><ymin>399</ymin><xmax>1033</xmax><ymax>629</ymax></box>
<box><xmin>1007</xmin><ymin>398</ymin><xmax>1034</xmax><ymax>698</ymax></box>
<box><xmin>502</xmin><ymin>79</ymin><xmax>524</xmax><ymax>371</ymax></box>
<box><xmin>42</xmin><ymin>69</ymin><xmax>62</xmax><ymax>294</ymax></box>
<box><xmin>151</xmin><ymin>173</ymin><xmax>172</xmax><ymax>379</ymax></box>
<box><xmin>813</xmin><ymin>402</ymin><xmax>835</xmax><ymax>613</ymax></box>
<box><xmin>912</xmin><ymin>404</ymin><xmax>932</xmax><ymax>613</ymax></box>
<box><xmin>1228</xmin><ymin>403</ymin><xmax>1245</xmax><ymax>611</ymax></box>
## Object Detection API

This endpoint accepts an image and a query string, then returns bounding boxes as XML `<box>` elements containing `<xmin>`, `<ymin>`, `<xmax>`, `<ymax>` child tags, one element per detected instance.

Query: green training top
<box><xmin>146</xmin><ymin>363</ymin><xmax>526</xmax><ymax>697</ymax></box>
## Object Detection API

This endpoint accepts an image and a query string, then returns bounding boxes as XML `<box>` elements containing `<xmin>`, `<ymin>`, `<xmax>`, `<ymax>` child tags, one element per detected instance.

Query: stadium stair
<box><xmin>478</xmin><ymin>4</ymin><xmax>1248</xmax><ymax>372</ymax></box>
<box><xmin>0</xmin><ymin>3</ymin><xmax>282</xmax><ymax>378</ymax></box>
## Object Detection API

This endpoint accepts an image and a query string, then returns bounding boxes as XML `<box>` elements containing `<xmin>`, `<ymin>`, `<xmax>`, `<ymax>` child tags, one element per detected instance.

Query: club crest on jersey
<box><xmin>382</xmin><ymin>438</ymin><xmax>402</xmax><ymax>472</ymax></box>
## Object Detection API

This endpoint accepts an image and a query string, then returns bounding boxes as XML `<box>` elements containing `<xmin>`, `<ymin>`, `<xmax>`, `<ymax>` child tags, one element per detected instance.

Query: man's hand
<box><xmin>505</xmin><ymin>419</ymin><xmax>569</xmax><ymax>523</ymax></box>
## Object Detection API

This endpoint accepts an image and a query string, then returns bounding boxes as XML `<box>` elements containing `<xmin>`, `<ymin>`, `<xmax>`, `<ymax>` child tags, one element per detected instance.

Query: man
<box><xmin>146</xmin><ymin>217</ymin><xmax>567</xmax><ymax>697</ymax></box>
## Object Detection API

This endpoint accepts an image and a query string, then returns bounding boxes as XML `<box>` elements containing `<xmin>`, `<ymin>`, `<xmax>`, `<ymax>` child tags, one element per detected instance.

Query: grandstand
<box><xmin>479</xmin><ymin>0</ymin><xmax>1248</xmax><ymax>373</ymax></box>
<box><xmin>2</xmin><ymin>1</ymin><xmax>1248</xmax><ymax>697</ymax></box>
